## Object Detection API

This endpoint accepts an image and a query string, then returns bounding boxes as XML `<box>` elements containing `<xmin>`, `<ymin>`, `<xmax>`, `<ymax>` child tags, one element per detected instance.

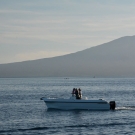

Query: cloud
<box><xmin>83</xmin><ymin>17</ymin><xmax>135</xmax><ymax>31</ymax></box>
<box><xmin>0</xmin><ymin>50</ymin><xmax>71</xmax><ymax>64</ymax></box>
<box><xmin>16</xmin><ymin>51</ymin><xmax>70</xmax><ymax>62</ymax></box>
<box><xmin>1</xmin><ymin>0</ymin><xmax>135</xmax><ymax>63</ymax></box>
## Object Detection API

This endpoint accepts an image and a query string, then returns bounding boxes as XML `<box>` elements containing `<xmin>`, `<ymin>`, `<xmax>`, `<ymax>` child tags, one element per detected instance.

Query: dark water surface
<box><xmin>0</xmin><ymin>78</ymin><xmax>135</xmax><ymax>135</ymax></box>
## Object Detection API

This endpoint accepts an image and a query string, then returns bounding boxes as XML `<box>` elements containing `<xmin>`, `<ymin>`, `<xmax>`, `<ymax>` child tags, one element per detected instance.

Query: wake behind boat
<box><xmin>40</xmin><ymin>88</ymin><xmax>116</xmax><ymax>110</ymax></box>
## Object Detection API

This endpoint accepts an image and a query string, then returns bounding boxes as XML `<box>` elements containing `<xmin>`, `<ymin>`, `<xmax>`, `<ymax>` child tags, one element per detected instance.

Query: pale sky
<box><xmin>1</xmin><ymin>0</ymin><xmax>135</xmax><ymax>64</ymax></box>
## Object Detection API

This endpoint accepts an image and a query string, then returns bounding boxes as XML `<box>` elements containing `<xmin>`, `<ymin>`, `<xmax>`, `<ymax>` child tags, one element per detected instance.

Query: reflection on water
<box><xmin>1</xmin><ymin>78</ymin><xmax>135</xmax><ymax>135</ymax></box>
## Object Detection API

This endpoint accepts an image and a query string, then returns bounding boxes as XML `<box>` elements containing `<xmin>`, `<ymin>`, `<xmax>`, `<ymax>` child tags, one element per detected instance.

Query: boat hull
<box><xmin>41</xmin><ymin>98</ymin><xmax>110</xmax><ymax>110</ymax></box>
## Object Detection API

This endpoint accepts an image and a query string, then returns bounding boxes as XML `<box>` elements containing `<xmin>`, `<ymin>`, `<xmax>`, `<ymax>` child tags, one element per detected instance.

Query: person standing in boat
<box><xmin>72</xmin><ymin>88</ymin><xmax>76</xmax><ymax>96</ymax></box>
<box><xmin>78</xmin><ymin>88</ymin><xmax>82</xmax><ymax>99</ymax></box>
<box><xmin>75</xmin><ymin>88</ymin><xmax>79</xmax><ymax>99</ymax></box>
<box><xmin>75</xmin><ymin>88</ymin><xmax>81</xmax><ymax>99</ymax></box>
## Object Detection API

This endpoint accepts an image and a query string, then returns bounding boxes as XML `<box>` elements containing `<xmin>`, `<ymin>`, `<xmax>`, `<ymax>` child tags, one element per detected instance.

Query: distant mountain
<box><xmin>1</xmin><ymin>35</ymin><xmax>135</xmax><ymax>78</ymax></box>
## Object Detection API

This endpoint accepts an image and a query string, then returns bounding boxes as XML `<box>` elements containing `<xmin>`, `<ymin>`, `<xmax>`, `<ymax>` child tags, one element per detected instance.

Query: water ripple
<box><xmin>0</xmin><ymin>122</ymin><xmax>134</xmax><ymax>134</ymax></box>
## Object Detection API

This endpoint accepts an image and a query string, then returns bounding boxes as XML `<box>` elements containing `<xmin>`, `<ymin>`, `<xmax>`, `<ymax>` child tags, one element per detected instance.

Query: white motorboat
<box><xmin>40</xmin><ymin>95</ymin><xmax>116</xmax><ymax>110</ymax></box>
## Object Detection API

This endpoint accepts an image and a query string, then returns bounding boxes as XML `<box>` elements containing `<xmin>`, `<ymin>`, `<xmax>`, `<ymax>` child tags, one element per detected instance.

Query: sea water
<box><xmin>0</xmin><ymin>77</ymin><xmax>135</xmax><ymax>135</ymax></box>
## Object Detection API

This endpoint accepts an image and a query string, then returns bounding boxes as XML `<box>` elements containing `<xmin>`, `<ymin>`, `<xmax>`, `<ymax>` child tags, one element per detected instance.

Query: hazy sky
<box><xmin>1</xmin><ymin>0</ymin><xmax>135</xmax><ymax>64</ymax></box>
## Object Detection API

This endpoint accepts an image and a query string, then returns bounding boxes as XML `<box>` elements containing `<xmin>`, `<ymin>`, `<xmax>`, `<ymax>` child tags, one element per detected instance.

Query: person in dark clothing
<box><xmin>72</xmin><ymin>88</ymin><xmax>76</xmax><ymax>96</ymax></box>
<box><xmin>78</xmin><ymin>88</ymin><xmax>82</xmax><ymax>99</ymax></box>
<box><xmin>72</xmin><ymin>88</ymin><xmax>82</xmax><ymax>99</ymax></box>
<box><xmin>75</xmin><ymin>88</ymin><xmax>81</xmax><ymax>99</ymax></box>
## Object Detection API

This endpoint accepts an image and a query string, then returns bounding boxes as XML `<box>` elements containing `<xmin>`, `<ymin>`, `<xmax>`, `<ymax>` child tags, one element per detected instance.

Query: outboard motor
<box><xmin>109</xmin><ymin>101</ymin><xmax>116</xmax><ymax>110</ymax></box>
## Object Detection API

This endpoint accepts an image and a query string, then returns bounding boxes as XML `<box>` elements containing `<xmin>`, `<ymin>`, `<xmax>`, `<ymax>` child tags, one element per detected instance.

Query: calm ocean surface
<box><xmin>0</xmin><ymin>77</ymin><xmax>135</xmax><ymax>135</ymax></box>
